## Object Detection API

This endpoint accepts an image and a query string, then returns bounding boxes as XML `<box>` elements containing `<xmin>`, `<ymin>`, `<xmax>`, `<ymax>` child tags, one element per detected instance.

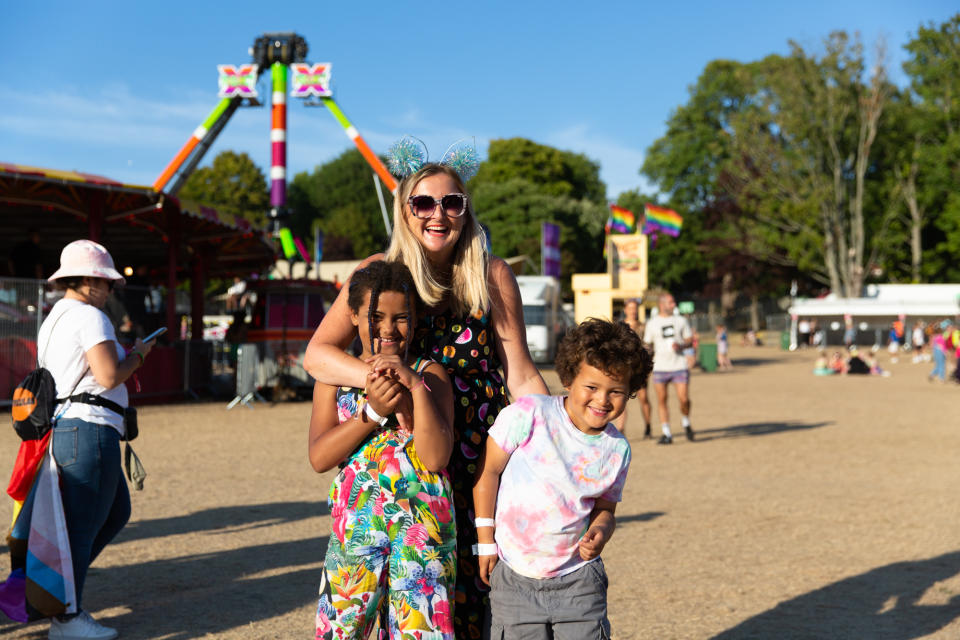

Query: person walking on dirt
<box><xmin>614</xmin><ymin>299</ymin><xmax>653</xmax><ymax>438</ymax></box>
<box><xmin>643</xmin><ymin>292</ymin><xmax>695</xmax><ymax>444</ymax></box>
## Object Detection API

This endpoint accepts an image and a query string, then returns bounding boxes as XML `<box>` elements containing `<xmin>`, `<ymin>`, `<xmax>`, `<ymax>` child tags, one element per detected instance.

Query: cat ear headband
<box><xmin>387</xmin><ymin>136</ymin><xmax>480</xmax><ymax>181</ymax></box>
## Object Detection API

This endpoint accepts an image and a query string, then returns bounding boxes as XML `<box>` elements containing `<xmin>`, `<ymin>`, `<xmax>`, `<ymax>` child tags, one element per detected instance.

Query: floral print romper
<box><xmin>316</xmin><ymin>359</ymin><xmax>457</xmax><ymax>640</ymax></box>
<box><xmin>418</xmin><ymin>309</ymin><xmax>508</xmax><ymax>640</ymax></box>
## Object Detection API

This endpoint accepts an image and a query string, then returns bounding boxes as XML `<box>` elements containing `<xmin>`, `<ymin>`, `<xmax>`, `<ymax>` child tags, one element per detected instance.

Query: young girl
<box><xmin>309</xmin><ymin>261</ymin><xmax>456</xmax><ymax>640</ymax></box>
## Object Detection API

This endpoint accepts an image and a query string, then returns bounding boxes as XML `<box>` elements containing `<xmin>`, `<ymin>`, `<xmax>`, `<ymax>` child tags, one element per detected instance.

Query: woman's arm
<box><xmin>308</xmin><ymin>381</ymin><xmax>381</xmax><ymax>473</ymax></box>
<box><xmin>487</xmin><ymin>257</ymin><xmax>549</xmax><ymax>399</ymax></box>
<box><xmin>409</xmin><ymin>362</ymin><xmax>454</xmax><ymax>472</ymax></box>
<box><xmin>366</xmin><ymin>356</ymin><xmax>454</xmax><ymax>472</ymax></box>
<box><xmin>302</xmin><ymin>254</ymin><xmax>384</xmax><ymax>388</ymax></box>
<box><xmin>86</xmin><ymin>337</ymin><xmax>154</xmax><ymax>390</ymax></box>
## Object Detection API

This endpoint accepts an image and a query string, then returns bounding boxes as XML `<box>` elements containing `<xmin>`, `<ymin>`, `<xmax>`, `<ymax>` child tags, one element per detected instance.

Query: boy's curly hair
<box><xmin>555</xmin><ymin>318</ymin><xmax>653</xmax><ymax>394</ymax></box>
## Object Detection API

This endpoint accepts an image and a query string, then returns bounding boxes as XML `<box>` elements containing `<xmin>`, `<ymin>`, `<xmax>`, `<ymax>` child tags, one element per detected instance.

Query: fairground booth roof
<box><xmin>0</xmin><ymin>162</ymin><xmax>276</xmax><ymax>280</ymax></box>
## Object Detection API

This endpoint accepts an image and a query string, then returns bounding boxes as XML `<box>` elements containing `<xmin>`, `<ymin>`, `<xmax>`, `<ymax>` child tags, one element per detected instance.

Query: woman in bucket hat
<box><xmin>36</xmin><ymin>240</ymin><xmax>157</xmax><ymax>639</ymax></box>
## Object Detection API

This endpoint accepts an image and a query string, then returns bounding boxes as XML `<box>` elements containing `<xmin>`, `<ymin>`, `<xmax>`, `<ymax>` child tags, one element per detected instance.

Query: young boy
<box><xmin>473</xmin><ymin>318</ymin><xmax>653</xmax><ymax>638</ymax></box>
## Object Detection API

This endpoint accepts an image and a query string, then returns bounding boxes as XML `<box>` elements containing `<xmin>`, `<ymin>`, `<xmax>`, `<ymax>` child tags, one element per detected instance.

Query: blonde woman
<box><xmin>304</xmin><ymin>163</ymin><xmax>548</xmax><ymax>639</ymax></box>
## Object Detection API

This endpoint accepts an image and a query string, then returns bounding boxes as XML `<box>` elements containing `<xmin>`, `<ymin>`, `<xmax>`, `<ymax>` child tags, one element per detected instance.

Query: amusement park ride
<box><xmin>154</xmin><ymin>32</ymin><xmax>397</xmax><ymax>222</ymax></box>
<box><xmin>154</xmin><ymin>32</ymin><xmax>392</xmax><ymax>405</ymax></box>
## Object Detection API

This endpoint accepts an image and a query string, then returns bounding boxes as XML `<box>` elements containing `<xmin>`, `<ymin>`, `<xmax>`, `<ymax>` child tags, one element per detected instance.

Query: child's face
<box><xmin>563</xmin><ymin>362</ymin><xmax>630</xmax><ymax>435</ymax></box>
<box><xmin>351</xmin><ymin>289</ymin><xmax>414</xmax><ymax>357</ymax></box>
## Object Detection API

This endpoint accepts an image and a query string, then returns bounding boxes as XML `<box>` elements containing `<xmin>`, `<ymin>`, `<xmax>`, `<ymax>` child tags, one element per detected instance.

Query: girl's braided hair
<box><xmin>347</xmin><ymin>261</ymin><xmax>419</xmax><ymax>360</ymax></box>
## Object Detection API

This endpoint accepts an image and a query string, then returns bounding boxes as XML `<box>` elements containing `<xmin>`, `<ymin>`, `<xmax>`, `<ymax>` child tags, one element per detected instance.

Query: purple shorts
<box><xmin>653</xmin><ymin>369</ymin><xmax>690</xmax><ymax>385</ymax></box>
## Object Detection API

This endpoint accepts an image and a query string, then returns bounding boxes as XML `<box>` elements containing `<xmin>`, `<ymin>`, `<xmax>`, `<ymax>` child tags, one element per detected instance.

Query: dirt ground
<box><xmin>2</xmin><ymin>342</ymin><xmax>960</xmax><ymax>639</ymax></box>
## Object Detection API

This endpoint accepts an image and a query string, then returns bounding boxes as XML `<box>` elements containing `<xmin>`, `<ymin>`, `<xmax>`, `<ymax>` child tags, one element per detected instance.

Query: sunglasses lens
<box><xmin>442</xmin><ymin>194</ymin><xmax>466</xmax><ymax>216</ymax></box>
<box><xmin>410</xmin><ymin>195</ymin><xmax>436</xmax><ymax>217</ymax></box>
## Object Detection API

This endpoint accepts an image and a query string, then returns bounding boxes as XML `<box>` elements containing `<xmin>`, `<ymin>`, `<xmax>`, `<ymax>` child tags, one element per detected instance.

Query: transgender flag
<box><xmin>25</xmin><ymin>450</ymin><xmax>76</xmax><ymax>619</ymax></box>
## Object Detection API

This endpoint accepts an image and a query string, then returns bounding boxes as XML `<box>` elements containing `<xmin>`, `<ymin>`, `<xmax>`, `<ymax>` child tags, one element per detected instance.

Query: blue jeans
<box><xmin>52</xmin><ymin>418</ymin><xmax>130</xmax><ymax>610</ymax></box>
<box><xmin>931</xmin><ymin>348</ymin><xmax>946</xmax><ymax>381</ymax></box>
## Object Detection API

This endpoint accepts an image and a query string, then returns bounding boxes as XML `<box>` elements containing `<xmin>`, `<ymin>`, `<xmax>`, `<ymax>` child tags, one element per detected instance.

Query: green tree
<box><xmin>179</xmin><ymin>150</ymin><xmax>269</xmax><ymax>227</ymax></box>
<box><xmin>288</xmin><ymin>148</ymin><xmax>393</xmax><ymax>260</ymax></box>
<box><xmin>470</xmin><ymin>138</ymin><xmax>608</xmax><ymax>282</ymax></box>
<box><xmin>473</xmin><ymin>138</ymin><xmax>606</xmax><ymax>203</ymax></box>
<box><xmin>720</xmin><ymin>33</ymin><xmax>891</xmax><ymax>296</ymax></box>
<box><xmin>902</xmin><ymin>14</ymin><xmax>960</xmax><ymax>281</ymax></box>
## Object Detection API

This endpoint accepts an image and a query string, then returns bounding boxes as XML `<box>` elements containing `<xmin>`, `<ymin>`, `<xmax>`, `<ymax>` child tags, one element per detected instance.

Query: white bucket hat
<box><xmin>48</xmin><ymin>239</ymin><xmax>125</xmax><ymax>284</ymax></box>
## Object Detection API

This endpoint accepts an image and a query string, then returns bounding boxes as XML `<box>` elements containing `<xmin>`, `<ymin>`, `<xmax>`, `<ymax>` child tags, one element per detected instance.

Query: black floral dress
<box><xmin>418</xmin><ymin>306</ymin><xmax>508</xmax><ymax>640</ymax></box>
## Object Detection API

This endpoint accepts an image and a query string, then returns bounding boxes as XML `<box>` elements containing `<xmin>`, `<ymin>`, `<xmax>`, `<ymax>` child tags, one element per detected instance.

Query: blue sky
<box><xmin>3</xmin><ymin>1</ymin><xmax>956</xmax><ymax>200</ymax></box>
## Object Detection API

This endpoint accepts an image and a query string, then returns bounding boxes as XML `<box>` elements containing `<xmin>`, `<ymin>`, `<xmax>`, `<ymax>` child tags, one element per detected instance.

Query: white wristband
<box><xmin>475</xmin><ymin>518</ymin><xmax>496</xmax><ymax>528</ymax></box>
<box><xmin>472</xmin><ymin>543</ymin><xmax>498</xmax><ymax>556</ymax></box>
<box><xmin>364</xmin><ymin>404</ymin><xmax>388</xmax><ymax>426</ymax></box>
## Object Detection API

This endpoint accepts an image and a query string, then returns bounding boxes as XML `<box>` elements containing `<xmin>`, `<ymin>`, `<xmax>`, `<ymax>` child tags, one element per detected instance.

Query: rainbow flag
<box><xmin>643</xmin><ymin>204</ymin><xmax>683</xmax><ymax>237</ymax></box>
<box><xmin>605</xmin><ymin>205</ymin><xmax>636</xmax><ymax>234</ymax></box>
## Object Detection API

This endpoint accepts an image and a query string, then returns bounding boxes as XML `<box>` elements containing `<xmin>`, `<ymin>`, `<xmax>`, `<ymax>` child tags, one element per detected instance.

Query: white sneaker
<box><xmin>49</xmin><ymin>610</ymin><xmax>118</xmax><ymax>640</ymax></box>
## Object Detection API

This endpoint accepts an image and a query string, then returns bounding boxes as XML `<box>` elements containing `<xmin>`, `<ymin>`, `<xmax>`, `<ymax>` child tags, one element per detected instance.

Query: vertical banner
<box><xmin>608</xmin><ymin>234</ymin><xmax>648</xmax><ymax>294</ymax></box>
<box><xmin>542</xmin><ymin>222</ymin><xmax>561</xmax><ymax>277</ymax></box>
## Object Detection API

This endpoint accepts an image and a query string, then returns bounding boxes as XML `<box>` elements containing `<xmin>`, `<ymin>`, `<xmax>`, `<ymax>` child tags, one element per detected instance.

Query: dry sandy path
<box><xmin>2</xmin><ymin>344</ymin><xmax>959</xmax><ymax>639</ymax></box>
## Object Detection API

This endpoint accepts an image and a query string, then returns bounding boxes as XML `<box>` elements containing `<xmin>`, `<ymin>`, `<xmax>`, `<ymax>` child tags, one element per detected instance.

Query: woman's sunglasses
<box><xmin>407</xmin><ymin>193</ymin><xmax>468</xmax><ymax>219</ymax></box>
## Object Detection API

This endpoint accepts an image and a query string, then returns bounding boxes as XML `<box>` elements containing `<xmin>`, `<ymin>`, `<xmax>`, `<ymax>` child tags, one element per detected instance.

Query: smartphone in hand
<box><xmin>143</xmin><ymin>327</ymin><xmax>167</xmax><ymax>343</ymax></box>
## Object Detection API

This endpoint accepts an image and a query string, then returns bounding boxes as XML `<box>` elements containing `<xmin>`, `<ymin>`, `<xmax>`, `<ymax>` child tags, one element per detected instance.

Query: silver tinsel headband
<box><xmin>386</xmin><ymin>136</ymin><xmax>480</xmax><ymax>181</ymax></box>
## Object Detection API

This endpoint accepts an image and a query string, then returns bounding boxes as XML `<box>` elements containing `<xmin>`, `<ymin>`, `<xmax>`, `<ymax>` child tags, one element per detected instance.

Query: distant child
<box><xmin>716</xmin><ymin>324</ymin><xmax>733</xmax><ymax>371</ymax></box>
<box><xmin>308</xmin><ymin>261</ymin><xmax>457</xmax><ymax>640</ymax></box>
<box><xmin>473</xmin><ymin>318</ymin><xmax>653</xmax><ymax>638</ymax></box>
<box><xmin>863</xmin><ymin>352</ymin><xmax>890</xmax><ymax>377</ymax></box>
<box><xmin>829</xmin><ymin>351</ymin><xmax>847</xmax><ymax>374</ymax></box>
<box><xmin>813</xmin><ymin>350</ymin><xmax>834</xmax><ymax>375</ymax></box>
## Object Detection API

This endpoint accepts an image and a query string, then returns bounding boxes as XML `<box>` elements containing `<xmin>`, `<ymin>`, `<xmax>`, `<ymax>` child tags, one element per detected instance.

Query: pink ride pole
<box><xmin>270</xmin><ymin>62</ymin><xmax>287</xmax><ymax>209</ymax></box>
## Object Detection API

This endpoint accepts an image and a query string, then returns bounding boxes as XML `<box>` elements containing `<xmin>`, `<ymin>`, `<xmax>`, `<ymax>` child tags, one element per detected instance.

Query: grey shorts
<box><xmin>653</xmin><ymin>369</ymin><xmax>690</xmax><ymax>385</ymax></box>
<box><xmin>488</xmin><ymin>559</ymin><xmax>611</xmax><ymax>640</ymax></box>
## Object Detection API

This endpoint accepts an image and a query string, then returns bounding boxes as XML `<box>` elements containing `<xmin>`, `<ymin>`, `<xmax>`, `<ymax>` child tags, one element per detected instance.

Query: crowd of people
<box><xmin>802</xmin><ymin>317</ymin><xmax>960</xmax><ymax>384</ymax></box>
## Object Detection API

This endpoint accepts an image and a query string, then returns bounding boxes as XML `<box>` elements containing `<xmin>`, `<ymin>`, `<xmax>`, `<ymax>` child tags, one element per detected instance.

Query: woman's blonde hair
<box><xmin>385</xmin><ymin>163</ymin><xmax>489</xmax><ymax>315</ymax></box>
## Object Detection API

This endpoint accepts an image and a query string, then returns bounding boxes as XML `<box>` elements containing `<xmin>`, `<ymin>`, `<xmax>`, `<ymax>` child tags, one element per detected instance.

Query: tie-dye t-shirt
<box><xmin>488</xmin><ymin>394</ymin><xmax>631</xmax><ymax>579</ymax></box>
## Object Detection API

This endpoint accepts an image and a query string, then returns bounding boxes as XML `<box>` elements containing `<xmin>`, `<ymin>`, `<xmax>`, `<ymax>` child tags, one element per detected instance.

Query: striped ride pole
<box><xmin>270</xmin><ymin>62</ymin><xmax>288</xmax><ymax>210</ymax></box>
<box><xmin>321</xmin><ymin>97</ymin><xmax>397</xmax><ymax>193</ymax></box>
<box><xmin>153</xmin><ymin>97</ymin><xmax>235</xmax><ymax>192</ymax></box>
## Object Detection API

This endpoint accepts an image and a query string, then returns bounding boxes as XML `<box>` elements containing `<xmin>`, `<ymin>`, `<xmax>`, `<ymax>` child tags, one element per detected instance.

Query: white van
<box><xmin>516</xmin><ymin>275</ymin><xmax>561</xmax><ymax>363</ymax></box>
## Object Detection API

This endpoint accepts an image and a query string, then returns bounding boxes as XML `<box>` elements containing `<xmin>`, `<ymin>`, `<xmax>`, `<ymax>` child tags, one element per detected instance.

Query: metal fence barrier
<box><xmin>0</xmin><ymin>278</ymin><xmax>47</xmax><ymax>406</ymax></box>
<box><xmin>227</xmin><ymin>343</ymin><xmax>264</xmax><ymax>409</ymax></box>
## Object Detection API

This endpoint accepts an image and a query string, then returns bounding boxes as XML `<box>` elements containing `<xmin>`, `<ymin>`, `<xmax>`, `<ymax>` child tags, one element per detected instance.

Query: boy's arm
<box><xmin>473</xmin><ymin>437</ymin><xmax>512</xmax><ymax>586</ymax></box>
<box><xmin>579</xmin><ymin>498</ymin><xmax>618</xmax><ymax>561</ymax></box>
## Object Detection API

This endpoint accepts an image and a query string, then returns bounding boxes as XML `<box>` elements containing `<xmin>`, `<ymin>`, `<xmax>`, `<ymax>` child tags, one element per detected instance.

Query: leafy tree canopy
<box><xmin>470</xmin><ymin>138</ymin><xmax>608</xmax><ymax>285</ymax></box>
<box><xmin>179</xmin><ymin>150</ymin><xmax>269</xmax><ymax>227</ymax></box>
<box><xmin>288</xmin><ymin>148</ymin><xmax>393</xmax><ymax>260</ymax></box>
<box><xmin>473</xmin><ymin>138</ymin><xmax>606</xmax><ymax>204</ymax></box>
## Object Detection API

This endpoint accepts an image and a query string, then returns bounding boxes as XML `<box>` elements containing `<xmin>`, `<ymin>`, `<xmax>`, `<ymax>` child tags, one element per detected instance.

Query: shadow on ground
<box><xmin>727</xmin><ymin>356</ymin><xmax>786</xmax><ymax>368</ymax></box>
<box><xmin>118</xmin><ymin>500</ymin><xmax>327</xmax><ymax>543</ymax></box>
<box><xmin>711</xmin><ymin>550</ymin><xmax>960</xmax><ymax>639</ymax></box>
<box><xmin>0</xmin><ymin>500</ymin><xmax>329</xmax><ymax>639</ymax></box>
<box><xmin>695</xmin><ymin>421</ymin><xmax>831</xmax><ymax>442</ymax></box>
<box><xmin>618</xmin><ymin>512</ymin><xmax>665</xmax><ymax>526</ymax></box>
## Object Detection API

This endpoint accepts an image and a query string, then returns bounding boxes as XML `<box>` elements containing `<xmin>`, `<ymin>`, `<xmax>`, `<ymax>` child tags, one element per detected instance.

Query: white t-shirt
<box><xmin>37</xmin><ymin>298</ymin><xmax>128</xmax><ymax>432</ymax></box>
<box><xmin>488</xmin><ymin>395</ymin><xmax>631</xmax><ymax>579</ymax></box>
<box><xmin>643</xmin><ymin>313</ymin><xmax>692</xmax><ymax>372</ymax></box>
